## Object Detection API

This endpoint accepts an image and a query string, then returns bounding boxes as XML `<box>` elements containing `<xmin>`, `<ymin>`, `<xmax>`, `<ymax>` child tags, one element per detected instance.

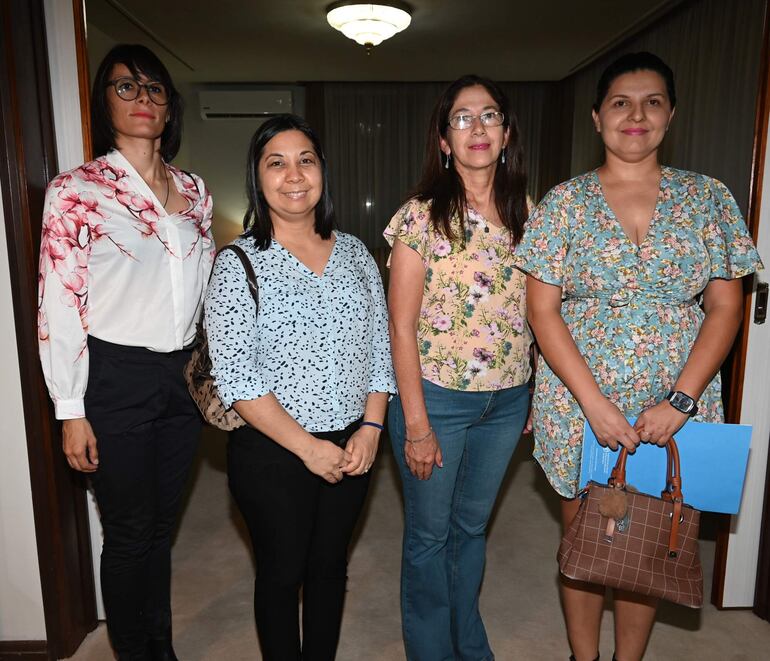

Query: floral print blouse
<box><xmin>513</xmin><ymin>167</ymin><xmax>762</xmax><ymax>497</ymax></box>
<box><xmin>385</xmin><ymin>198</ymin><xmax>532</xmax><ymax>392</ymax></box>
<box><xmin>38</xmin><ymin>149</ymin><xmax>215</xmax><ymax>419</ymax></box>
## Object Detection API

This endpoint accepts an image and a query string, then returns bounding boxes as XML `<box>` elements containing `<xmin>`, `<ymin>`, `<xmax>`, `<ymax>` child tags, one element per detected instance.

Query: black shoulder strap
<box><xmin>217</xmin><ymin>244</ymin><xmax>259</xmax><ymax>309</ymax></box>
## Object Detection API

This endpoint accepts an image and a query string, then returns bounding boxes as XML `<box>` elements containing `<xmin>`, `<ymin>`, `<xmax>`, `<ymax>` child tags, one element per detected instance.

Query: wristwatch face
<box><xmin>669</xmin><ymin>391</ymin><xmax>695</xmax><ymax>414</ymax></box>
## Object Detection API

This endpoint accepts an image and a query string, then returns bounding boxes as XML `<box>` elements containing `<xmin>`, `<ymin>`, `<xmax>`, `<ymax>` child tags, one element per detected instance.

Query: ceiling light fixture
<box><xmin>326</xmin><ymin>2</ymin><xmax>412</xmax><ymax>53</ymax></box>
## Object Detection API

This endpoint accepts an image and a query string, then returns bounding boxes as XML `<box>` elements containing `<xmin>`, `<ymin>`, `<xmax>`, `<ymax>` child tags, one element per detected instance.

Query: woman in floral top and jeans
<box><xmin>385</xmin><ymin>75</ymin><xmax>532</xmax><ymax>661</ymax></box>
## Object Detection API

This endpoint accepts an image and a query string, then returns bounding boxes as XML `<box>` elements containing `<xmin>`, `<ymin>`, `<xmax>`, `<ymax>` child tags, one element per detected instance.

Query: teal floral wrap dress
<box><xmin>513</xmin><ymin>167</ymin><xmax>763</xmax><ymax>498</ymax></box>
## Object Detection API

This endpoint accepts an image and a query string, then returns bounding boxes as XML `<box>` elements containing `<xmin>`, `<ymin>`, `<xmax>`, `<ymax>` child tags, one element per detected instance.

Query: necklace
<box><xmin>161</xmin><ymin>169</ymin><xmax>170</xmax><ymax>209</ymax></box>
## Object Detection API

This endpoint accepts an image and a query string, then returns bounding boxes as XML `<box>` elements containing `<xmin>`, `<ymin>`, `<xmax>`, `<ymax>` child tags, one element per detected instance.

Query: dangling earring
<box><xmin>501</xmin><ymin>150</ymin><xmax>506</xmax><ymax>165</ymax></box>
<box><xmin>444</xmin><ymin>152</ymin><xmax>451</xmax><ymax>169</ymax></box>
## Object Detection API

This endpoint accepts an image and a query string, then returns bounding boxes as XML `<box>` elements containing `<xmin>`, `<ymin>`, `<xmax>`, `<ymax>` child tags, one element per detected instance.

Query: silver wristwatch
<box><xmin>666</xmin><ymin>390</ymin><xmax>698</xmax><ymax>416</ymax></box>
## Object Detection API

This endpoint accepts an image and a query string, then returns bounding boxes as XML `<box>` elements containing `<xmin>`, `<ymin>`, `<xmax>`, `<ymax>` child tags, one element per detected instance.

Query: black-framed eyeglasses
<box><xmin>448</xmin><ymin>111</ymin><xmax>505</xmax><ymax>130</ymax></box>
<box><xmin>106</xmin><ymin>77</ymin><xmax>169</xmax><ymax>105</ymax></box>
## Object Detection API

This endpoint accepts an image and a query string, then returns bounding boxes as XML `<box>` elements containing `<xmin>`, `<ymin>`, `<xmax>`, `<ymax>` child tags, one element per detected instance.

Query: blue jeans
<box><xmin>389</xmin><ymin>379</ymin><xmax>530</xmax><ymax>661</ymax></box>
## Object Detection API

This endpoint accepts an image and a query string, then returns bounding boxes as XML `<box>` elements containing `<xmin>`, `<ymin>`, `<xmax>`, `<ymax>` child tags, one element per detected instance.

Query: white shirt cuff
<box><xmin>54</xmin><ymin>398</ymin><xmax>86</xmax><ymax>420</ymax></box>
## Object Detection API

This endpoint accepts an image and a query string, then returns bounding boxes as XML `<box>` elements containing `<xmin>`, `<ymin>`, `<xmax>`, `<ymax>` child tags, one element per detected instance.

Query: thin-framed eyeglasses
<box><xmin>448</xmin><ymin>110</ymin><xmax>505</xmax><ymax>130</ymax></box>
<box><xmin>106</xmin><ymin>77</ymin><xmax>169</xmax><ymax>105</ymax></box>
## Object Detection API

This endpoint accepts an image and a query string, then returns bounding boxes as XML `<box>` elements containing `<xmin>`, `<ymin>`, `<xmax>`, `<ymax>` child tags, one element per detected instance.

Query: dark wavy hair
<box><xmin>242</xmin><ymin>114</ymin><xmax>335</xmax><ymax>250</ymax></box>
<box><xmin>91</xmin><ymin>44</ymin><xmax>183</xmax><ymax>162</ymax></box>
<box><xmin>593</xmin><ymin>52</ymin><xmax>677</xmax><ymax>112</ymax></box>
<box><xmin>410</xmin><ymin>74</ymin><xmax>528</xmax><ymax>245</ymax></box>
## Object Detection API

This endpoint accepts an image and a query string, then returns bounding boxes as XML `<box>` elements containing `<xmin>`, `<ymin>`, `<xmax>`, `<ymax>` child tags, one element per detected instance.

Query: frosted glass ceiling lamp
<box><xmin>326</xmin><ymin>2</ymin><xmax>412</xmax><ymax>52</ymax></box>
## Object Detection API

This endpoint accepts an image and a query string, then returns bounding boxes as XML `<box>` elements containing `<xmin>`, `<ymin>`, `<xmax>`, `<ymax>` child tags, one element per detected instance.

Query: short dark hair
<box><xmin>410</xmin><ymin>74</ymin><xmax>528</xmax><ymax>245</ymax></box>
<box><xmin>91</xmin><ymin>44</ymin><xmax>183</xmax><ymax>162</ymax></box>
<box><xmin>593</xmin><ymin>51</ymin><xmax>676</xmax><ymax>112</ymax></box>
<box><xmin>242</xmin><ymin>114</ymin><xmax>335</xmax><ymax>250</ymax></box>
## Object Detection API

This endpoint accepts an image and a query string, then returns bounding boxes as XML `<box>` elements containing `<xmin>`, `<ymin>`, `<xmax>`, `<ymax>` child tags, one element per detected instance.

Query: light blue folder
<box><xmin>579</xmin><ymin>420</ymin><xmax>752</xmax><ymax>514</ymax></box>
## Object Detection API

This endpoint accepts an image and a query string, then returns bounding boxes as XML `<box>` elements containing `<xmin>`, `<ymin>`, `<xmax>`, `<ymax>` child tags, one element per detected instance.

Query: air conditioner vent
<box><xmin>199</xmin><ymin>90</ymin><xmax>293</xmax><ymax>120</ymax></box>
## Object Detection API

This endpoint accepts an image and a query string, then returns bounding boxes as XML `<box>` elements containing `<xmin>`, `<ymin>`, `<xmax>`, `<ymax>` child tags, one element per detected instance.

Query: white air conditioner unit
<box><xmin>198</xmin><ymin>90</ymin><xmax>293</xmax><ymax>120</ymax></box>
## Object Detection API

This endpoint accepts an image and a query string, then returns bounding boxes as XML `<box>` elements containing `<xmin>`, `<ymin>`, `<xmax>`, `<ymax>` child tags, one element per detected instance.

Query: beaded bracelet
<box><xmin>405</xmin><ymin>428</ymin><xmax>434</xmax><ymax>444</ymax></box>
<box><xmin>360</xmin><ymin>420</ymin><xmax>384</xmax><ymax>431</ymax></box>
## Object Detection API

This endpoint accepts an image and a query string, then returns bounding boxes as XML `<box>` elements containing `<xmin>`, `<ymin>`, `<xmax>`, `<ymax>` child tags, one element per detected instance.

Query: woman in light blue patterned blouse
<box><xmin>514</xmin><ymin>53</ymin><xmax>761</xmax><ymax>661</ymax></box>
<box><xmin>204</xmin><ymin>114</ymin><xmax>396</xmax><ymax>661</ymax></box>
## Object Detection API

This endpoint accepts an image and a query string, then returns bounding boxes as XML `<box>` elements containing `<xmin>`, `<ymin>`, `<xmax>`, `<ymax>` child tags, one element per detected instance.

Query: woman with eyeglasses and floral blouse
<box><xmin>385</xmin><ymin>74</ymin><xmax>533</xmax><ymax>660</ymax></box>
<box><xmin>38</xmin><ymin>44</ymin><xmax>213</xmax><ymax>661</ymax></box>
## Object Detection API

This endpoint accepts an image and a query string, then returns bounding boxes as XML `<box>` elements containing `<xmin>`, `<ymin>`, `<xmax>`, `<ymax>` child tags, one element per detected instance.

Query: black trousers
<box><xmin>86</xmin><ymin>336</ymin><xmax>201</xmax><ymax>661</ymax></box>
<box><xmin>228</xmin><ymin>420</ymin><xmax>371</xmax><ymax>661</ymax></box>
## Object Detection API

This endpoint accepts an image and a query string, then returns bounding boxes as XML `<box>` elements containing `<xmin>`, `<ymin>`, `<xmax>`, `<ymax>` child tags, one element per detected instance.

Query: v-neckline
<box><xmin>594</xmin><ymin>167</ymin><xmax>666</xmax><ymax>249</ymax></box>
<box><xmin>110</xmin><ymin>150</ymin><xmax>190</xmax><ymax>218</ymax></box>
<box><xmin>273</xmin><ymin>232</ymin><xmax>338</xmax><ymax>279</ymax></box>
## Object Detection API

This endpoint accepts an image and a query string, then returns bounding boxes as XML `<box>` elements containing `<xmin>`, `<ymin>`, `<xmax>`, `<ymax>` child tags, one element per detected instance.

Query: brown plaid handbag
<box><xmin>558</xmin><ymin>438</ymin><xmax>703</xmax><ymax>608</ymax></box>
<box><xmin>184</xmin><ymin>245</ymin><xmax>258</xmax><ymax>431</ymax></box>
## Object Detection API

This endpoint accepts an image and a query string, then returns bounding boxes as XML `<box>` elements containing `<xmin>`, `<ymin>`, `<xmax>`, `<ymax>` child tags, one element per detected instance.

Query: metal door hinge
<box><xmin>755</xmin><ymin>282</ymin><xmax>768</xmax><ymax>324</ymax></box>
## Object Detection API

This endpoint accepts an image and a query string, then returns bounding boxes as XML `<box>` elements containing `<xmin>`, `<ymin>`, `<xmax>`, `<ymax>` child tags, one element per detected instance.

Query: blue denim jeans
<box><xmin>389</xmin><ymin>379</ymin><xmax>530</xmax><ymax>661</ymax></box>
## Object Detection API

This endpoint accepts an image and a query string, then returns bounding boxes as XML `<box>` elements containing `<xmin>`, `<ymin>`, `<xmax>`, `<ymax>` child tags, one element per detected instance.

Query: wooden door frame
<box><xmin>746</xmin><ymin>0</ymin><xmax>770</xmax><ymax>620</ymax></box>
<box><xmin>711</xmin><ymin>0</ymin><xmax>770</xmax><ymax>609</ymax></box>
<box><xmin>0</xmin><ymin>0</ymin><xmax>96</xmax><ymax>657</ymax></box>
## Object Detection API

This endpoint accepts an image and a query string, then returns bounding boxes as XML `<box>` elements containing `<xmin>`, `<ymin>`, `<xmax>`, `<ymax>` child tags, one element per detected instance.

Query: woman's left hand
<box><xmin>342</xmin><ymin>425</ymin><xmax>380</xmax><ymax>476</ymax></box>
<box><xmin>634</xmin><ymin>400</ymin><xmax>690</xmax><ymax>446</ymax></box>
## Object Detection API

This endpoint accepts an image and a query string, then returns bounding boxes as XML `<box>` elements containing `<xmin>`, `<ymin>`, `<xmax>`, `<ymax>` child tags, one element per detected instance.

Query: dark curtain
<box><xmin>568</xmin><ymin>0</ymin><xmax>766</xmax><ymax>215</ymax></box>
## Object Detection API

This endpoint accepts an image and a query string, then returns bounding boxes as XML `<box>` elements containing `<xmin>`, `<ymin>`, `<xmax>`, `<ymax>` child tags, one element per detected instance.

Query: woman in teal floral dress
<box><xmin>514</xmin><ymin>53</ymin><xmax>762</xmax><ymax>661</ymax></box>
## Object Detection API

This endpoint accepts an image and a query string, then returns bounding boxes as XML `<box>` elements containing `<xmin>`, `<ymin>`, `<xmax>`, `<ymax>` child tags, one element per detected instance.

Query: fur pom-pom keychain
<box><xmin>599</xmin><ymin>486</ymin><xmax>628</xmax><ymax>520</ymax></box>
<box><xmin>599</xmin><ymin>486</ymin><xmax>629</xmax><ymax>542</ymax></box>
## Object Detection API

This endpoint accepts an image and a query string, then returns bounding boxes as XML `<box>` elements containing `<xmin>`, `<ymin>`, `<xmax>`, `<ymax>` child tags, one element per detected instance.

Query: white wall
<box><xmin>44</xmin><ymin>0</ymin><xmax>107</xmax><ymax>621</ymax></box>
<box><xmin>722</xmin><ymin>107</ymin><xmax>770</xmax><ymax>607</ymax></box>
<box><xmin>181</xmin><ymin>85</ymin><xmax>305</xmax><ymax>248</ymax></box>
<box><xmin>0</xmin><ymin>187</ymin><xmax>46</xmax><ymax>640</ymax></box>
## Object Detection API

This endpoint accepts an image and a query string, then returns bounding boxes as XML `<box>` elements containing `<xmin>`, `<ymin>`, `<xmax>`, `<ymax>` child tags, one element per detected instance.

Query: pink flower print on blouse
<box><xmin>433</xmin><ymin>238</ymin><xmax>452</xmax><ymax>257</ymax></box>
<box><xmin>473</xmin><ymin>346</ymin><xmax>495</xmax><ymax>366</ymax></box>
<box><xmin>37</xmin><ymin>304</ymin><xmax>49</xmax><ymax>342</ymax></box>
<box><xmin>432</xmin><ymin>315</ymin><xmax>452</xmax><ymax>332</ymax></box>
<box><xmin>83</xmin><ymin>160</ymin><xmax>179</xmax><ymax>256</ymax></box>
<box><xmin>467</xmin><ymin>284</ymin><xmax>490</xmax><ymax>306</ymax></box>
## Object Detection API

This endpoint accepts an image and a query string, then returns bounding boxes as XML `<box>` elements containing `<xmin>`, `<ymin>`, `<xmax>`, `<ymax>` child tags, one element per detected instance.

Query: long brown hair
<box><xmin>410</xmin><ymin>75</ymin><xmax>528</xmax><ymax>244</ymax></box>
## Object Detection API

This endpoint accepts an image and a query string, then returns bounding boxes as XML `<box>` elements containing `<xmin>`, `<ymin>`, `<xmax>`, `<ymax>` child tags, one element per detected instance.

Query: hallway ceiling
<box><xmin>85</xmin><ymin>0</ymin><xmax>682</xmax><ymax>82</ymax></box>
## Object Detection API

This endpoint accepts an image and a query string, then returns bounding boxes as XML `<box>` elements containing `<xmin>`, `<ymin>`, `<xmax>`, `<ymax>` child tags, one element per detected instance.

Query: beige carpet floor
<box><xmin>68</xmin><ymin>429</ymin><xmax>770</xmax><ymax>660</ymax></box>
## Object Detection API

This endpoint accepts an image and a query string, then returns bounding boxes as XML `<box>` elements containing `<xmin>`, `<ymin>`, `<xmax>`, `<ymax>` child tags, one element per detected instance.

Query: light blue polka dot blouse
<box><xmin>203</xmin><ymin>232</ymin><xmax>396</xmax><ymax>432</ymax></box>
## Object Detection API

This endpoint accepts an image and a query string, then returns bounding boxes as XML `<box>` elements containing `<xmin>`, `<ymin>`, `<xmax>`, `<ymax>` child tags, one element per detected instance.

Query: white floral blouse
<box><xmin>385</xmin><ymin>198</ymin><xmax>532</xmax><ymax>392</ymax></box>
<box><xmin>38</xmin><ymin>149</ymin><xmax>215</xmax><ymax>419</ymax></box>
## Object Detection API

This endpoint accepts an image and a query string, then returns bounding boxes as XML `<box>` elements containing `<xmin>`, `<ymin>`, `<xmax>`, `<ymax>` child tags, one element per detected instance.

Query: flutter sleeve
<box><xmin>703</xmin><ymin>177</ymin><xmax>763</xmax><ymax>279</ymax></box>
<box><xmin>37</xmin><ymin>173</ymin><xmax>93</xmax><ymax>420</ymax></box>
<box><xmin>513</xmin><ymin>184</ymin><xmax>572</xmax><ymax>286</ymax></box>
<box><xmin>204</xmin><ymin>246</ymin><xmax>269</xmax><ymax>408</ymax></box>
<box><xmin>383</xmin><ymin>198</ymin><xmax>433</xmax><ymax>268</ymax></box>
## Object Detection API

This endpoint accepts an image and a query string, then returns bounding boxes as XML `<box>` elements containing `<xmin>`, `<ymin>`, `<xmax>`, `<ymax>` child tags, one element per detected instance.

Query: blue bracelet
<box><xmin>360</xmin><ymin>420</ymin><xmax>384</xmax><ymax>431</ymax></box>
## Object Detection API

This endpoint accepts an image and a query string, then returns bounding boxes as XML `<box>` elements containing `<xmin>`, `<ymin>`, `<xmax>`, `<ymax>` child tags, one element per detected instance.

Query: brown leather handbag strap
<box><xmin>608</xmin><ymin>438</ymin><xmax>685</xmax><ymax>556</ymax></box>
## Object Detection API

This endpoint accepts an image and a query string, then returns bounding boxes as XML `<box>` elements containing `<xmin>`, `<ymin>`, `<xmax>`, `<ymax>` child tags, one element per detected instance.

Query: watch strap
<box><xmin>666</xmin><ymin>390</ymin><xmax>698</xmax><ymax>416</ymax></box>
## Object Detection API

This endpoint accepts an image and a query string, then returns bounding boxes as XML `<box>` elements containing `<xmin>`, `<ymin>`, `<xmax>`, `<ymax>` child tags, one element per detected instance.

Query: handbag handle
<box><xmin>608</xmin><ymin>437</ymin><xmax>686</xmax><ymax>557</ymax></box>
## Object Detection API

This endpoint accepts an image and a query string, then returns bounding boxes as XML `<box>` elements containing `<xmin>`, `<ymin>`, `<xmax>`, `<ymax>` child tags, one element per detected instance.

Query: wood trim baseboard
<box><xmin>0</xmin><ymin>641</ymin><xmax>49</xmax><ymax>660</ymax></box>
